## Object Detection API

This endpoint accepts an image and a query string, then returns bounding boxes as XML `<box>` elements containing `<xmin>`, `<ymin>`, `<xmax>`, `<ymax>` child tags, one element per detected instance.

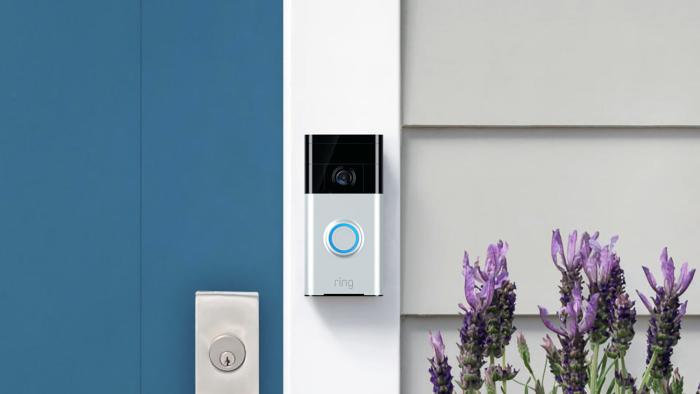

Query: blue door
<box><xmin>0</xmin><ymin>1</ymin><xmax>282</xmax><ymax>393</ymax></box>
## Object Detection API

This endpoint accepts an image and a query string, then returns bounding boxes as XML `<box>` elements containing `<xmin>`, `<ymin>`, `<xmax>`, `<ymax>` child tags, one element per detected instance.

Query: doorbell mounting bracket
<box><xmin>305</xmin><ymin>134</ymin><xmax>382</xmax><ymax>296</ymax></box>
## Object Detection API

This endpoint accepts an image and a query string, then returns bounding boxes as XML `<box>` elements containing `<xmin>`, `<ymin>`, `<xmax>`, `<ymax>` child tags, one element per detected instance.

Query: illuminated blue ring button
<box><xmin>325</xmin><ymin>220</ymin><xmax>363</xmax><ymax>256</ymax></box>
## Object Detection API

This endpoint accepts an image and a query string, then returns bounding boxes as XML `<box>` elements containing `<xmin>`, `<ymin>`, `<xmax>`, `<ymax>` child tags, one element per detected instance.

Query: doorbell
<box><xmin>305</xmin><ymin>134</ymin><xmax>382</xmax><ymax>296</ymax></box>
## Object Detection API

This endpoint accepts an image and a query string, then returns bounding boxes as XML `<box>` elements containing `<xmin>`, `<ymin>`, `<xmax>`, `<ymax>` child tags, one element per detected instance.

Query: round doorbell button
<box><xmin>324</xmin><ymin>220</ymin><xmax>364</xmax><ymax>256</ymax></box>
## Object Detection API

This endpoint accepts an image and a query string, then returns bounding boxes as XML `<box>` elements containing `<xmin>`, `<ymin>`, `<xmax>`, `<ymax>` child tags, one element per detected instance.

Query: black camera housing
<box><xmin>305</xmin><ymin>134</ymin><xmax>383</xmax><ymax>194</ymax></box>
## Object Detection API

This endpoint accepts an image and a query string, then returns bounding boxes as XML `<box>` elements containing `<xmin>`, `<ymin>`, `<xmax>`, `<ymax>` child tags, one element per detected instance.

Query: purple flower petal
<box><xmin>565</xmin><ymin>304</ymin><xmax>578</xmax><ymax>334</ymax></box>
<box><xmin>566</xmin><ymin>230</ymin><xmax>578</xmax><ymax>267</ymax></box>
<box><xmin>610</xmin><ymin>235</ymin><xmax>620</xmax><ymax>249</ymax></box>
<box><xmin>660</xmin><ymin>247</ymin><xmax>669</xmax><ymax>265</ymax></box>
<box><xmin>571</xmin><ymin>283</ymin><xmax>583</xmax><ymax>315</ymax></box>
<box><xmin>464</xmin><ymin>265</ymin><xmax>478</xmax><ymax>310</ymax></box>
<box><xmin>642</xmin><ymin>266</ymin><xmax>659</xmax><ymax>293</ymax></box>
<box><xmin>429</xmin><ymin>330</ymin><xmax>446</xmax><ymax>361</ymax></box>
<box><xmin>583</xmin><ymin>254</ymin><xmax>597</xmax><ymax>283</ymax></box>
<box><xmin>636</xmin><ymin>290</ymin><xmax>654</xmax><ymax>314</ymax></box>
<box><xmin>676</xmin><ymin>263</ymin><xmax>696</xmax><ymax>296</ymax></box>
<box><xmin>487</xmin><ymin>244</ymin><xmax>498</xmax><ymax>266</ymax></box>
<box><xmin>551</xmin><ymin>229</ymin><xmax>564</xmax><ymax>270</ymax></box>
<box><xmin>539</xmin><ymin>306</ymin><xmax>566</xmax><ymax>336</ymax></box>
<box><xmin>673</xmin><ymin>301</ymin><xmax>688</xmax><ymax>324</ymax></box>
<box><xmin>541</xmin><ymin>334</ymin><xmax>556</xmax><ymax>353</ymax></box>
<box><xmin>677</xmin><ymin>300</ymin><xmax>688</xmax><ymax>322</ymax></box>
<box><xmin>500</xmin><ymin>240</ymin><xmax>509</xmax><ymax>257</ymax></box>
<box><xmin>579</xmin><ymin>293</ymin><xmax>599</xmax><ymax>333</ymax></box>
<box><xmin>462</xmin><ymin>251</ymin><xmax>471</xmax><ymax>271</ymax></box>
<box><xmin>473</xmin><ymin>259</ymin><xmax>489</xmax><ymax>283</ymax></box>
<box><xmin>662</xmin><ymin>255</ymin><xmax>676</xmax><ymax>294</ymax></box>
<box><xmin>481</xmin><ymin>278</ymin><xmax>495</xmax><ymax>310</ymax></box>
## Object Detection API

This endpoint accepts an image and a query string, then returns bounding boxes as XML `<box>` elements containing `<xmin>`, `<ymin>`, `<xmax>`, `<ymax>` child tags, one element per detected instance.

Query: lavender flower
<box><xmin>428</xmin><ymin>330</ymin><xmax>454</xmax><ymax>394</ymax></box>
<box><xmin>473</xmin><ymin>241</ymin><xmax>517</xmax><ymax>358</ymax></box>
<box><xmin>583</xmin><ymin>236</ymin><xmax>619</xmax><ymax>344</ymax></box>
<box><xmin>484</xmin><ymin>364</ymin><xmax>518</xmax><ymax>385</ymax></box>
<box><xmin>457</xmin><ymin>258</ymin><xmax>494</xmax><ymax>392</ymax></box>
<box><xmin>539</xmin><ymin>283</ymin><xmax>599</xmax><ymax>393</ymax></box>
<box><xmin>637</xmin><ymin>248</ymin><xmax>696</xmax><ymax>381</ymax></box>
<box><xmin>551</xmin><ymin>229</ymin><xmax>598</xmax><ymax>306</ymax></box>
<box><xmin>541</xmin><ymin>335</ymin><xmax>563</xmax><ymax>384</ymax></box>
<box><xmin>606</xmin><ymin>293</ymin><xmax>636</xmax><ymax>359</ymax></box>
<box><xmin>669</xmin><ymin>368</ymin><xmax>684</xmax><ymax>394</ymax></box>
<box><xmin>514</xmin><ymin>332</ymin><xmax>545</xmax><ymax>394</ymax></box>
<box><xmin>460</xmin><ymin>252</ymin><xmax>495</xmax><ymax>314</ymax></box>
<box><xmin>614</xmin><ymin>369</ymin><xmax>637</xmax><ymax>393</ymax></box>
<box><xmin>473</xmin><ymin>241</ymin><xmax>509</xmax><ymax>288</ymax></box>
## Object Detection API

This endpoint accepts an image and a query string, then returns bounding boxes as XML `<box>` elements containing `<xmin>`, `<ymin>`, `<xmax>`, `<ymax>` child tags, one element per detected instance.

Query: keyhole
<box><xmin>219</xmin><ymin>351</ymin><xmax>235</xmax><ymax>369</ymax></box>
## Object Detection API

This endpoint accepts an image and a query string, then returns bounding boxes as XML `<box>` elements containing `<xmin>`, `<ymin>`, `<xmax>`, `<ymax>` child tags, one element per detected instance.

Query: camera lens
<box><xmin>332</xmin><ymin>167</ymin><xmax>356</xmax><ymax>187</ymax></box>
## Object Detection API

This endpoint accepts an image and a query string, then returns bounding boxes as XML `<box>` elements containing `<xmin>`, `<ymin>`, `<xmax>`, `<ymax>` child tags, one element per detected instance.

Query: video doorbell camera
<box><xmin>305</xmin><ymin>134</ymin><xmax>382</xmax><ymax>296</ymax></box>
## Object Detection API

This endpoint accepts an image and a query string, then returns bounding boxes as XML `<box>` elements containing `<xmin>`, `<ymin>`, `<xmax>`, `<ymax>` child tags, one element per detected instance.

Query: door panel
<box><xmin>0</xmin><ymin>1</ymin><xmax>140</xmax><ymax>392</ymax></box>
<box><xmin>1</xmin><ymin>0</ymin><xmax>281</xmax><ymax>392</ymax></box>
<box><xmin>141</xmin><ymin>1</ymin><xmax>282</xmax><ymax>393</ymax></box>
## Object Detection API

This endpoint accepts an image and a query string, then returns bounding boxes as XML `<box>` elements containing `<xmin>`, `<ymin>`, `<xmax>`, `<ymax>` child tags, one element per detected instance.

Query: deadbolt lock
<box><xmin>209</xmin><ymin>335</ymin><xmax>246</xmax><ymax>372</ymax></box>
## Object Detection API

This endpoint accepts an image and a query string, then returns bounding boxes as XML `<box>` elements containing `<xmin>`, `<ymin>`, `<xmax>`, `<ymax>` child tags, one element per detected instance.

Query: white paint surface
<box><xmin>283</xmin><ymin>0</ymin><xmax>400</xmax><ymax>393</ymax></box>
<box><xmin>403</xmin><ymin>128</ymin><xmax>700</xmax><ymax>315</ymax></box>
<box><xmin>403</xmin><ymin>0</ymin><xmax>700</xmax><ymax>126</ymax></box>
<box><xmin>403</xmin><ymin>316</ymin><xmax>700</xmax><ymax>394</ymax></box>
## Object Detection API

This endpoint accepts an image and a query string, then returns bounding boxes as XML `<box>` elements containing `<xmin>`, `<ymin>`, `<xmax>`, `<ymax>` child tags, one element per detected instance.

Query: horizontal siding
<box><xmin>402</xmin><ymin>128</ymin><xmax>700</xmax><ymax>315</ymax></box>
<box><xmin>403</xmin><ymin>0</ymin><xmax>700</xmax><ymax>126</ymax></box>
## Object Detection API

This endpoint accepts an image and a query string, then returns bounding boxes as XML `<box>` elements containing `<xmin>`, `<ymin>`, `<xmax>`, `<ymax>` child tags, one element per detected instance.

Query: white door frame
<box><xmin>283</xmin><ymin>1</ymin><xmax>401</xmax><ymax>393</ymax></box>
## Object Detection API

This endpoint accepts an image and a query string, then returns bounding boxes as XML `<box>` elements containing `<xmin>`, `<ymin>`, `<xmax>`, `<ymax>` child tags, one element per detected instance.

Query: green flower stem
<box><xmin>512</xmin><ymin>379</ymin><xmax>536</xmax><ymax>391</ymax></box>
<box><xmin>620</xmin><ymin>356</ymin><xmax>628</xmax><ymax>394</ymax></box>
<box><xmin>590</xmin><ymin>343</ymin><xmax>600</xmax><ymax>394</ymax></box>
<box><xmin>614</xmin><ymin>359</ymin><xmax>622</xmax><ymax>394</ymax></box>
<box><xmin>640</xmin><ymin>350</ymin><xmax>658</xmax><ymax>390</ymax></box>
<box><xmin>502</xmin><ymin>351</ymin><xmax>508</xmax><ymax>394</ymax></box>
<box><xmin>487</xmin><ymin>354</ymin><xmax>495</xmax><ymax>394</ymax></box>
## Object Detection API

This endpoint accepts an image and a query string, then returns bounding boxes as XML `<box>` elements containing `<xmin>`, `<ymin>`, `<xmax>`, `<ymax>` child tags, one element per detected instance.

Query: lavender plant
<box><xmin>539</xmin><ymin>283</ymin><xmax>599</xmax><ymax>393</ymax></box>
<box><xmin>429</xmin><ymin>330</ymin><xmax>455</xmax><ymax>394</ymax></box>
<box><xmin>426</xmin><ymin>231</ymin><xmax>696</xmax><ymax>394</ymax></box>
<box><xmin>475</xmin><ymin>241</ymin><xmax>518</xmax><ymax>393</ymax></box>
<box><xmin>583</xmin><ymin>236</ymin><xmax>618</xmax><ymax>345</ymax></box>
<box><xmin>457</xmin><ymin>253</ymin><xmax>494</xmax><ymax>393</ymax></box>
<box><xmin>637</xmin><ymin>248</ymin><xmax>696</xmax><ymax>389</ymax></box>
<box><xmin>551</xmin><ymin>230</ymin><xmax>596</xmax><ymax>306</ymax></box>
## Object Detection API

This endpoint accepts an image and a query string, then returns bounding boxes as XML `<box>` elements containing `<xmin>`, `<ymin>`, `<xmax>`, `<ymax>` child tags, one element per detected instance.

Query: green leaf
<box><xmin>535</xmin><ymin>380</ymin><xmax>546</xmax><ymax>394</ymax></box>
<box><xmin>605</xmin><ymin>379</ymin><xmax>615</xmax><ymax>394</ymax></box>
<box><xmin>597</xmin><ymin>360</ymin><xmax>615</xmax><ymax>393</ymax></box>
<box><xmin>598</xmin><ymin>354</ymin><xmax>608</xmax><ymax>376</ymax></box>
<box><xmin>524</xmin><ymin>377</ymin><xmax>531</xmax><ymax>394</ymax></box>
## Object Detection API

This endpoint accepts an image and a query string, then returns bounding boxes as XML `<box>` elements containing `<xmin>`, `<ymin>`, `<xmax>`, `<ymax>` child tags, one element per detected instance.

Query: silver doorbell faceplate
<box><xmin>305</xmin><ymin>134</ymin><xmax>382</xmax><ymax>296</ymax></box>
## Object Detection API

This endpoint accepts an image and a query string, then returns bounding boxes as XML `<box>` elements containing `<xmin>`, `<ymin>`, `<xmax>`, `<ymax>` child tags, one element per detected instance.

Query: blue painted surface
<box><xmin>140</xmin><ymin>0</ymin><xmax>282</xmax><ymax>392</ymax></box>
<box><xmin>1</xmin><ymin>0</ymin><xmax>282</xmax><ymax>392</ymax></box>
<box><xmin>0</xmin><ymin>1</ymin><xmax>140</xmax><ymax>392</ymax></box>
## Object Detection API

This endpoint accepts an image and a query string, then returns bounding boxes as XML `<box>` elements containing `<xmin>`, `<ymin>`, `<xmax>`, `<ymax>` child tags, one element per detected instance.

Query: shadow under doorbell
<box><xmin>305</xmin><ymin>134</ymin><xmax>382</xmax><ymax>296</ymax></box>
